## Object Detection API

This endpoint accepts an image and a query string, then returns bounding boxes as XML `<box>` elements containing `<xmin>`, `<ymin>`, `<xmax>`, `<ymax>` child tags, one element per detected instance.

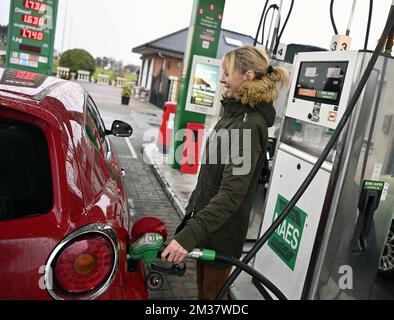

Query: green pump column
<box><xmin>169</xmin><ymin>0</ymin><xmax>226</xmax><ymax>169</ymax></box>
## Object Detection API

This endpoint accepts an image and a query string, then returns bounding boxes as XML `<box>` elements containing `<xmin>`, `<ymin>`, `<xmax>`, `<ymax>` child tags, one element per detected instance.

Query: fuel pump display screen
<box><xmin>294</xmin><ymin>61</ymin><xmax>348</xmax><ymax>106</ymax></box>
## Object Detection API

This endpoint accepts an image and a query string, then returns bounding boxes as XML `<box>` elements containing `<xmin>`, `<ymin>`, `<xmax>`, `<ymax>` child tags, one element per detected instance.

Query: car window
<box><xmin>0</xmin><ymin>117</ymin><xmax>53</xmax><ymax>220</ymax></box>
<box><xmin>85</xmin><ymin>97</ymin><xmax>109</xmax><ymax>157</ymax></box>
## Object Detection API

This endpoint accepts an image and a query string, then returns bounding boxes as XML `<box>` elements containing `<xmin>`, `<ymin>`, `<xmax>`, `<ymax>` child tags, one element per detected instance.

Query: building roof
<box><xmin>132</xmin><ymin>28</ymin><xmax>256</xmax><ymax>59</ymax></box>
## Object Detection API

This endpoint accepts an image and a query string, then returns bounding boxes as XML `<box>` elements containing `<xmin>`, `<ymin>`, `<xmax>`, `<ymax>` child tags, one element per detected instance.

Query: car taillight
<box><xmin>54</xmin><ymin>235</ymin><xmax>114</xmax><ymax>294</ymax></box>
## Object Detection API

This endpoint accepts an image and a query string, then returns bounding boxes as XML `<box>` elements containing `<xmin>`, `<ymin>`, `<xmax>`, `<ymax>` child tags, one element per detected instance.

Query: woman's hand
<box><xmin>161</xmin><ymin>239</ymin><xmax>188</xmax><ymax>264</ymax></box>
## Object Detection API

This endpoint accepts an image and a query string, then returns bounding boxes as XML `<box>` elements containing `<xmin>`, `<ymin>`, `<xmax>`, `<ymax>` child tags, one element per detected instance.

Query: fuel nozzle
<box><xmin>129</xmin><ymin>233</ymin><xmax>187</xmax><ymax>278</ymax></box>
<box><xmin>129</xmin><ymin>233</ymin><xmax>164</xmax><ymax>268</ymax></box>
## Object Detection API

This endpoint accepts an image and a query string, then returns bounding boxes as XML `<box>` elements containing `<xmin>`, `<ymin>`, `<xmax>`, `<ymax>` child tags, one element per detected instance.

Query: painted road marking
<box><xmin>125</xmin><ymin>137</ymin><xmax>138</xmax><ymax>159</ymax></box>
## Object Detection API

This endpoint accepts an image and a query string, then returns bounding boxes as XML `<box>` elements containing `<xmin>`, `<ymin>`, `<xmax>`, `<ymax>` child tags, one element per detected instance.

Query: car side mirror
<box><xmin>108</xmin><ymin>120</ymin><xmax>133</xmax><ymax>137</ymax></box>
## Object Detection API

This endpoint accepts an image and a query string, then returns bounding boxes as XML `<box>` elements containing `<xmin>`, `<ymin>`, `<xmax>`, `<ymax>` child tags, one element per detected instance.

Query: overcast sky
<box><xmin>1</xmin><ymin>0</ymin><xmax>392</xmax><ymax>65</ymax></box>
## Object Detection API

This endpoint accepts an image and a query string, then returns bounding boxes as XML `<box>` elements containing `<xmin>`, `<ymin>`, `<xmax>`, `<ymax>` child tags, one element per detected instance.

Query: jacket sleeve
<box><xmin>175</xmin><ymin>120</ymin><xmax>267</xmax><ymax>251</ymax></box>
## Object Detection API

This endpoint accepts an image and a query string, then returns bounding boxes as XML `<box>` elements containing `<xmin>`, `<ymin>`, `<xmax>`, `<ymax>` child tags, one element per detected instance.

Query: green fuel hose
<box><xmin>188</xmin><ymin>249</ymin><xmax>287</xmax><ymax>300</ymax></box>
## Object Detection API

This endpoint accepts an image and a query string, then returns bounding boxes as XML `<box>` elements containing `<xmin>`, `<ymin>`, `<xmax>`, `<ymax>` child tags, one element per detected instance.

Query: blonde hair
<box><xmin>222</xmin><ymin>46</ymin><xmax>289</xmax><ymax>106</ymax></box>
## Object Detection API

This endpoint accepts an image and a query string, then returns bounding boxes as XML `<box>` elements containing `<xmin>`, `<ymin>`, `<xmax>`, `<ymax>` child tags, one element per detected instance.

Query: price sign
<box><xmin>6</xmin><ymin>0</ymin><xmax>58</xmax><ymax>75</ymax></box>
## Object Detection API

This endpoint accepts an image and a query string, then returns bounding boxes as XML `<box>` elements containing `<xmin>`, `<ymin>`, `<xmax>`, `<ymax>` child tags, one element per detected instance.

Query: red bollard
<box><xmin>180</xmin><ymin>122</ymin><xmax>205</xmax><ymax>174</ymax></box>
<box><xmin>157</xmin><ymin>102</ymin><xmax>177</xmax><ymax>153</ymax></box>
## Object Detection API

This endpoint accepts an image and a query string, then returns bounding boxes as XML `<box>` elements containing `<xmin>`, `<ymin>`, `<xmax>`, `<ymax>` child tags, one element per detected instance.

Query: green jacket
<box><xmin>175</xmin><ymin>97</ymin><xmax>276</xmax><ymax>267</ymax></box>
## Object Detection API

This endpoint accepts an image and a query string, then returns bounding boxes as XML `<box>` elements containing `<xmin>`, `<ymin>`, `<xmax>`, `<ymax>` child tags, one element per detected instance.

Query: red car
<box><xmin>0</xmin><ymin>68</ymin><xmax>166</xmax><ymax>300</ymax></box>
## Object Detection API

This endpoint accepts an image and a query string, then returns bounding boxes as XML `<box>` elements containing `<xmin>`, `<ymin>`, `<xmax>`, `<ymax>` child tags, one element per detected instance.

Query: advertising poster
<box><xmin>186</xmin><ymin>56</ymin><xmax>221</xmax><ymax>116</ymax></box>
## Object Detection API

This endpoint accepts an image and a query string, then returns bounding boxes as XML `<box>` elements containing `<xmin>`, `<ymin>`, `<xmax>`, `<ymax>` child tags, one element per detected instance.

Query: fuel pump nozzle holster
<box><xmin>351</xmin><ymin>180</ymin><xmax>385</xmax><ymax>252</ymax></box>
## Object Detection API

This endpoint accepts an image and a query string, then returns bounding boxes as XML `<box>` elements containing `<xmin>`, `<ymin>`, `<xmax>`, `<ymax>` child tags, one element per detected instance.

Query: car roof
<box><xmin>0</xmin><ymin>68</ymin><xmax>86</xmax><ymax>120</ymax></box>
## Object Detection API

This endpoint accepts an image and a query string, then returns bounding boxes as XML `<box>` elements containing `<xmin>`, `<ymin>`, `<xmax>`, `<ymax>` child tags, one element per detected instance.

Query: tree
<box><xmin>59</xmin><ymin>48</ymin><xmax>96</xmax><ymax>74</ymax></box>
<box><xmin>125</xmin><ymin>64</ymin><xmax>139</xmax><ymax>74</ymax></box>
<box><xmin>95</xmin><ymin>57</ymin><xmax>103</xmax><ymax>68</ymax></box>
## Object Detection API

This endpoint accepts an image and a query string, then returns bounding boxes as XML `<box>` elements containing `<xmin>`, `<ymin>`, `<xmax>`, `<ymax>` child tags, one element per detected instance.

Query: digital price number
<box><xmin>22</xmin><ymin>14</ymin><xmax>45</xmax><ymax>26</ymax></box>
<box><xmin>15</xmin><ymin>70</ymin><xmax>39</xmax><ymax>81</ymax></box>
<box><xmin>20</xmin><ymin>29</ymin><xmax>44</xmax><ymax>41</ymax></box>
<box><xmin>23</xmin><ymin>0</ymin><xmax>46</xmax><ymax>12</ymax></box>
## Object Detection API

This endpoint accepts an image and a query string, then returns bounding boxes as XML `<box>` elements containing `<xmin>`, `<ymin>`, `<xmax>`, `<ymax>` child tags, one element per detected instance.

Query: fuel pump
<box><xmin>251</xmin><ymin>50</ymin><xmax>383</xmax><ymax>299</ymax></box>
<box><xmin>221</xmin><ymin>3</ymin><xmax>394</xmax><ymax>300</ymax></box>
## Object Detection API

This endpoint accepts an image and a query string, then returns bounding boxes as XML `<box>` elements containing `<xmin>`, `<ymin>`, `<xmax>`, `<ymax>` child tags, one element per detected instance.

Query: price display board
<box><xmin>6</xmin><ymin>0</ymin><xmax>58</xmax><ymax>75</ymax></box>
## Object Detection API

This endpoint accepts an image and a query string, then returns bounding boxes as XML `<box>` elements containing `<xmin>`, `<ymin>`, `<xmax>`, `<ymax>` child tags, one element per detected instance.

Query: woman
<box><xmin>161</xmin><ymin>46</ymin><xmax>289</xmax><ymax>300</ymax></box>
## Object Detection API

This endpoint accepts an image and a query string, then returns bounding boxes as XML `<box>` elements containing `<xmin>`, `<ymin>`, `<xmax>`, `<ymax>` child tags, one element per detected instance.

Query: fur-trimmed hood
<box><xmin>221</xmin><ymin>96</ymin><xmax>276</xmax><ymax>128</ymax></box>
<box><xmin>234</xmin><ymin>79</ymin><xmax>278</xmax><ymax>107</ymax></box>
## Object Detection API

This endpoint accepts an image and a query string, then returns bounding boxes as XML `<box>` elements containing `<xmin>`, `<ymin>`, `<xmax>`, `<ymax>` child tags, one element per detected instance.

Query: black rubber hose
<box><xmin>254</xmin><ymin>0</ymin><xmax>270</xmax><ymax>46</ymax></box>
<box><xmin>364</xmin><ymin>0</ymin><xmax>373</xmax><ymax>50</ymax></box>
<box><xmin>215</xmin><ymin>253</ymin><xmax>287</xmax><ymax>300</ymax></box>
<box><xmin>216</xmin><ymin>4</ymin><xmax>394</xmax><ymax>300</ymax></box>
<box><xmin>278</xmin><ymin>0</ymin><xmax>294</xmax><ymax>39</ymax></box>
<box><xmin>385</xmin><ymin>24</ymin><xmax>394</xmax><ymax>54</ymax></box>
<box><xmin>261</xmin><ymin>4</ymin><xmax>279</xmax><ymax>47</ymax></box>
<box><xmin>330</xmin><ymin>0</ymin><xmax>339</xmax><ymax>35</ymax></box>
<box><xmin>274</xmin><ymin>0</ymin><xmax>295</xmax><ymax>54</ymax></box>
<box><xmin>252</xmin><ymin>277</ymin><xmax>274</xmax><ymax>300</ymax></box>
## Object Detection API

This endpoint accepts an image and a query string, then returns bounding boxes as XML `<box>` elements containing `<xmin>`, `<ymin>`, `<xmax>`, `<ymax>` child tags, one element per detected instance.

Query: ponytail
<box><xmin>236</xmin><ymin>65</ymin><xmax>289</xmax><ymax>106</ymax></box>
<box><xmin>269</xmin><ymin>66</ymin><xmax>289</xmax><ymax>90</ymax></box>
